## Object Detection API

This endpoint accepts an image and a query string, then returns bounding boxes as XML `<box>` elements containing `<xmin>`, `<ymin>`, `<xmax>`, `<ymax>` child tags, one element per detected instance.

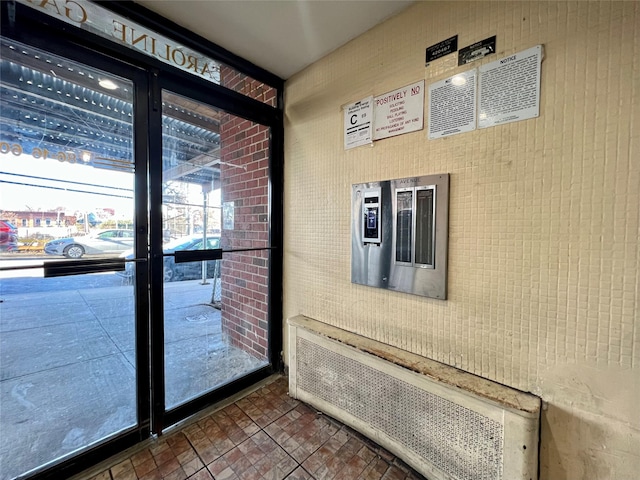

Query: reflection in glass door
<box><xmin>0</xmin><ymin>40</ymin><xmax>138</xmax><ymax>478</ymax></box>
<box><xmin>161</xmin><ymin>91</ymin><xmax>270</xmax><ymax>410</ymax></box>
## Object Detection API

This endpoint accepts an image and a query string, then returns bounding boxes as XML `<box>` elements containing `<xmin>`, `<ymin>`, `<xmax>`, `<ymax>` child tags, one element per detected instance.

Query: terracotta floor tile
<box><xmin>284</xmin><ymin>466</ymin><xmax>314</xmax><ymax>480</ymax></box>
<box><xmin>111</xmin><ymin>459</ymin><xmax>135</xmax><ymax>479</ymax></box>
<box><xmin>131</xmin><ymin>449</ymin><xmax>154</xmax><ymax>467</ymax></box>
<box><xmin>79</xmin><ymin>376</ymin><xmax>426</xmax><ymax>480</ymax></box>
<box><xmin>337</xmin><ymin>453</ymin><xmax>370</xmax><ymax>478</ymax></box>
<box><xmin>157</xmin><ymin>457</ymin><xmax>181</xmax><ymax>477</ymax></box>
<box><xmin>134</xmin><ymin>457</ymin><xmax>158</xmax><ymax>478</ymax></box>
<box><xmin>374</xmin><ymin>445</ymin><xmax>396</xmax><ymax>463</ymax></box>
<box><xmin>253</xmin><ymin>453</ymin><xmax>297</xmax><ymax>479</ymax></box>
<box><xmin>325</xmin><ymin>454</ymin><xmax>348</xmax><ymax>476</ymax></box>
<box><xmin>188</xmin><ymin>468</ymin><xmax>213</xmax><ymax>480</ymax></box>
<box><xmin>250</xmin><ymin>430</ymin><xmax>281</xmax><ymax>454</ymax></box>
<box><xmin>301</xmin><ymin>445</ymin><xmax>333</xmax><ymax>476</ymax></box>
<box><xmin>112</xmin><ymin>467</ymin><xmax>138</xmax><ymax>480</ymax></box>
<box><xmin>154</xmin><ymin>448</ymin><xmax>177</xmax><ymax>469</ymax></box>
<box><xmin>236</xmin><ymin>379</ymin><xmax>298</xmax><ymax>427</ymax></box>
<box><xmin>139</xmin><ymin>469</ymin><xmax>162</xmax><ymax>480</ymax></box>
<box><xmin>264</xmin><ymin>422</ymin><xmax>289</xmax><ymax>444</ymax></box>
<box><xmin>185</xmin><ymin>429</ymin><xmax>207</xmax><ymax>446</ymax></box>
<box><xmin>238</xmin><ymin>441</ymin><xmax>264</xmax><ymax>465</ymax></box>
<box><xmin>211</xmin><ymin>466</ymin><xmax>241</xmax><ymax>480</ymax></box>
<box><xmin>167</xmin><ymin>433</ymin><xmax>193</xmax><ymax>457</ymax></box>
<box><xmin>227</xmin><ymin>453</ymin><xmax>253</xmax><ymax>475</ymax></box>
<box><xmin>265</xmin><ymin>404</ymin><xmax>339</xmax><ymax>464</ymax></box>
<box><xmin>163</xmin><ymin>466</ymin><xmax>188</xmax><ymax>480</ymax></box>
<box><xmin>207</xmin><ymin>455</ymin><xmax>231</xmax><ymax>477</ymax></box>
<box><xmin>177</xmin><ymin>448</ymin><xmax>199</xmax><ymax>467</ymax></box>
<box><xmin>380</xmin><ymin>465</ymin><xmax>412</xmax><ymax>480</ymax></box>
<box><xmin>335</xmin><ymin>436</ymin><xmax>366</xmax><ymax>460</ymax></box>
<box><xmin>358</xmin><ymin>458</ymin><xmax>388</xmax><ymax>480</ymax></box>
<box><xmin>196</xmin><ymin>442</ymin><xmax>224</xmax><ymax>466</ymax></box>
<box><xmin>324</xmin><ymin>429</ymin><xmax>351</xmax><ymax>453</ymax></box>
<box><xmin>286</xmin><ymin>444</ymin><xmax>316</xmax><ymax>464</ymax></box>
<box><xmin>88</xmin><ymin>472</ymin><xmax>112</xmax><ymax>480</ymax></box>
<box><xmin>181</xmin><ymin>456</ymin><xmax>204</xmax><ymax>477</ymax></box>
<box><xmin>211</xmin><ymin>431</ymin><xmax>297</xmax><ymax>480</ymax></box>
<box><xmin>150</xmin><ymin>441</ymin><xmax>172</xmax><ymax>458</ymax></box>
<box><xmin>357</xmin><ymin>445</ymin><xmax>377</xmax><ymax>465</ymax></box>
<box><xmin>392</xmin><ymin>459</ymin><xmax>423</xmax><ymax>479</ymax></box>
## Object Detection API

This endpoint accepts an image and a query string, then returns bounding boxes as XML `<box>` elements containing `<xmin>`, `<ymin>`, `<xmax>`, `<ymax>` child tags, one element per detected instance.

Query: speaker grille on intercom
<box><xmin>296</xmin><ymin>337</ymin><xmax>504</xmax><ymax>480</ymax></box>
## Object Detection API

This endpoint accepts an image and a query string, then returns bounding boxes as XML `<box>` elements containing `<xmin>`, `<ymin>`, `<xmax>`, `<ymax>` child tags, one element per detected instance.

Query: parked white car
<box><xmin>44</xmin><ymin>229</ymin><xmax>135</xmax><ymax>258</ymax></box>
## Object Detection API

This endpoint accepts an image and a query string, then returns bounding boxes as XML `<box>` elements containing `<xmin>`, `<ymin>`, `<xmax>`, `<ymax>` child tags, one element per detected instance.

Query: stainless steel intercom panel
<box><xmin>362</xmin><ymin>188</ymin><xmax>382</xmax><ymax>244</ymax></box>
<box><xmin>351</xmin><ymin>174</ymin><xmax>449</xmax><ymax>299</ymax></box>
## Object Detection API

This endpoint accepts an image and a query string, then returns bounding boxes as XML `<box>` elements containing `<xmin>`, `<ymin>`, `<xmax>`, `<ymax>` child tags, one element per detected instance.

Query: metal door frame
<box><xmin>1</xmin><ymin>1</ymin><xmax>284</xmax><ymax>478</ymax></box>
<box><xmin>0</xmin><ymin>29</ymin><xmax>152</xmax><ymax>480</ymax></box>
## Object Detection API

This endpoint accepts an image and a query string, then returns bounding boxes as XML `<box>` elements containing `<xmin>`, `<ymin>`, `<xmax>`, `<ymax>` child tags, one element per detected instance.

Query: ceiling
<box><xmin>135</xmin><ymin>0</ymin><xmax>415</xmax><ymax>80</ymax></box>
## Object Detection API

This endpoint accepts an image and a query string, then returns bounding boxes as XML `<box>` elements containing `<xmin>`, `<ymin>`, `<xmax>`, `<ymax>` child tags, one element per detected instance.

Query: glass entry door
<box><xmin>159</xmin><ymin>90</ymin><xmax>271</xmax><ymax>411</ymax></box>
<box><xmin>0</xmin><ymin>39</ymin><xmax>144</xmax><ymax>478</ymax></box>
<box><xmin>0</xmin><ymin>33</ymin><xmax>278</xmax><ymax>480</ymax></box>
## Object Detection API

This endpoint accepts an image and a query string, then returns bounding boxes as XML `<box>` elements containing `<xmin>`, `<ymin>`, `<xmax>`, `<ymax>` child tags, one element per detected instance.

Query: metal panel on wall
<box><xmin>351</xmin><ymin>174</ymin><xmax>449</xmax><ymax>299</ymax></box>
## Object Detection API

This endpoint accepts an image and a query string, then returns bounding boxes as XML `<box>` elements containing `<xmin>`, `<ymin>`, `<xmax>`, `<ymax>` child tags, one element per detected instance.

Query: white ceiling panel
<box><xmin>135</xmin><ymin>0</ymin><xmax>414</xmax><ymax>79</ymax></box>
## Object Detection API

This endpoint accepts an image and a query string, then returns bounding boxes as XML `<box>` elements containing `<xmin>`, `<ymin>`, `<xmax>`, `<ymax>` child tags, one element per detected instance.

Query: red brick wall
<box><xmin>218</xmin><ymin>91</ymin><xmax>270</xmax><ymax>360</ymax></box>
<box><xmin>220</xmin><ymin>68</ymin><xmax>277</xmax><ymax>107</ymax></box>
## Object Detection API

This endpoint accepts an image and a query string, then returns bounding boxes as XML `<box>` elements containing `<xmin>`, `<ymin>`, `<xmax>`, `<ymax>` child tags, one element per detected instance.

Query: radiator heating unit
<box><xmin>288</xmin><ymin>315</ymin><xmax>541</xmax><ymax>480</ymax></box>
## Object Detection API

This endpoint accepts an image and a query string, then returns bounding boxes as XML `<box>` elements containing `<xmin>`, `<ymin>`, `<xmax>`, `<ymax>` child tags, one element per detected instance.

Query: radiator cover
<box><xmin>288</xmin><ymin>316</ymin><xmax>540</xmax><ymax>480</ymax></box>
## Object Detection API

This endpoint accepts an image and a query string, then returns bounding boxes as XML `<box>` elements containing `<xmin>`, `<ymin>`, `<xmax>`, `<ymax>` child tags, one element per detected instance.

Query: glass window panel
<box><xmin>162</xmin><ymin>91</ymin><xmax>270</xmax><ymax>410</ymax></box>
<box><xmin>163</xmin><ymin>250</ymin><xmax>269</xmax><ymax>408</ymax></box>
<box><xmin>0</xmin><ymin>39</ymin><xmax>136</xmax><ymax>478</ymax></box>
<box><xmin>395</xmin><ymin>190</ymin><xmax>413</xmax><ymax>263</ymax></box>
<box><xmin>415</xmin><ymin>187</ymin><xmax>435</xmax><ymax>267</ymax></box>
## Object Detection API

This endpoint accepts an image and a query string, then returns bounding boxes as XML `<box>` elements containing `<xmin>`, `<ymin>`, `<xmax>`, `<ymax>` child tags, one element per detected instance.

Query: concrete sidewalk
<box><xmin>0</xmin><ymin>278</ymin><xmax>265</xmax><ymax>480</ymax></box>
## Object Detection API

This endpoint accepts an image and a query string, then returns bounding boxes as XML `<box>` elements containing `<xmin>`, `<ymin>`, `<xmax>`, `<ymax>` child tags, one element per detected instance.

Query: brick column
<box><xmin>219</xmin><ymin>67</ymin><xmax>271</xmax><ymax>360</ymax></box>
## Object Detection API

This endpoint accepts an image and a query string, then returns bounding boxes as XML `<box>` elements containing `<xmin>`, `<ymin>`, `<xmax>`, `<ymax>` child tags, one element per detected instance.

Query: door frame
<box><xmin>151</xmin><ymin>72</ymin><xmax>284</xmax><ymax>431</ymax></box>
<box><xmin>0</xmin><ymin>30</ymin><xmax>152</xmax><ymax>480</ymax></box>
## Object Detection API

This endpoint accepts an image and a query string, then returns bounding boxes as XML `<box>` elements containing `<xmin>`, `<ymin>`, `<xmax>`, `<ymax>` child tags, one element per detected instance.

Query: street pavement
<box><xmin>0</xmin><ymin>269</ymin><xmax>265</xmax><ymax>480</ymax></box>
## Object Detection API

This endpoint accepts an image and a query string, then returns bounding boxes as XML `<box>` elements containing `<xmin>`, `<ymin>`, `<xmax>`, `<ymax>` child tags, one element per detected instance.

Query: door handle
<box><xmin>173</xmin><ymin>249</ymin><xmax>222</xmax><ymax>263</ymax></box>
<box><xmin>43</xmin><ymin>258</ymin><xmax>126</xmax><ymax>277</ymax></box>
<box><xmin>173</xmin><ymin>246</ymin><xmax>276</xmax><ymax>264</ymax></box>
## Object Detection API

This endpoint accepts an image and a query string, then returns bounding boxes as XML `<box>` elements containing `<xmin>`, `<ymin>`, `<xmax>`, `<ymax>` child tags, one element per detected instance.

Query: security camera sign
<box><xmin>344</xmin><ymin>96</ymin><xmax>373</xmax><ymax>150</ymax></box>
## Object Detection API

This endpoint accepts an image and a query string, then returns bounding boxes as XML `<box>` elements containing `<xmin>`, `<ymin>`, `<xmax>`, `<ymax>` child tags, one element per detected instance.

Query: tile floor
<box><xmin>81</xmin><ymin>376</ymin><xmax>425</xmax><ymax>480</ymax></box>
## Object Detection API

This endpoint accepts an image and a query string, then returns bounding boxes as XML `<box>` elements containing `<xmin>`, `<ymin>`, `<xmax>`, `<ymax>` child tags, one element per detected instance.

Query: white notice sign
<box><xmin>373</xmin><ymin>80</ymin><xmax>424</xmax><ymax>140</ymax></box>
<box><xmin>344</xmin><ymin>96</ymin><xmax>373</xmax><ymax>149</ymax></box>
<box><xmin>428</xmin><ymin>69</ymin><xmax>477</xmax><ymax>139</ymax></box>
<box><xmin>478</xmin><ymin>45</ymin><xmax>542</xmax><ymax>128</ymax></box>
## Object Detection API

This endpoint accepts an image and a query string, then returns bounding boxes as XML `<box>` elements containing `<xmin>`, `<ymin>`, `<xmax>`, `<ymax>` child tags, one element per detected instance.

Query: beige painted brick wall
<box><xmin>283</xmin><ymin>2</ymin><xmax>639</xmax><ymax>479</ymax></box>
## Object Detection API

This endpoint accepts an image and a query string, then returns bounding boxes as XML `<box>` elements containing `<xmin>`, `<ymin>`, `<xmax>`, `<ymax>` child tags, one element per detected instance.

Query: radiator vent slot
<box><xmin>288</xmin><ymin>315</ymin><xmax>541</xmax><ymax>480</ymax></box>
<box><xmin>297</xmin><ymin>337</ymin><xmax>504</xmax><ymax>480</ymax></box>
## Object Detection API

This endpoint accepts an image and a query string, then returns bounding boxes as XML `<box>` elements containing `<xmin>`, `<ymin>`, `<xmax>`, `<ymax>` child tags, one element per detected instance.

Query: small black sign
<box><xmin>425</xmin><ymin>35</ymin><xmax>458</xmax><ymax>64</ymax></box>
<box><xmin>458</xmin><ymin>35</ymin><xmax>496</xmax><ymax>66</ymax></box>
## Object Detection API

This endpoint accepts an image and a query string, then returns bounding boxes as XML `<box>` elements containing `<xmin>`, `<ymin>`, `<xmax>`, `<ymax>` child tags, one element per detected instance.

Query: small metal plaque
<box><xmin>458</xmin><ymin>35</ymin><xmax>496</xmax><ymax>66</ymax></box>
<box><xmin>426</xmin><ymin>35</ymin><xmax>458</xmax><ymax>64</ymax></box>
